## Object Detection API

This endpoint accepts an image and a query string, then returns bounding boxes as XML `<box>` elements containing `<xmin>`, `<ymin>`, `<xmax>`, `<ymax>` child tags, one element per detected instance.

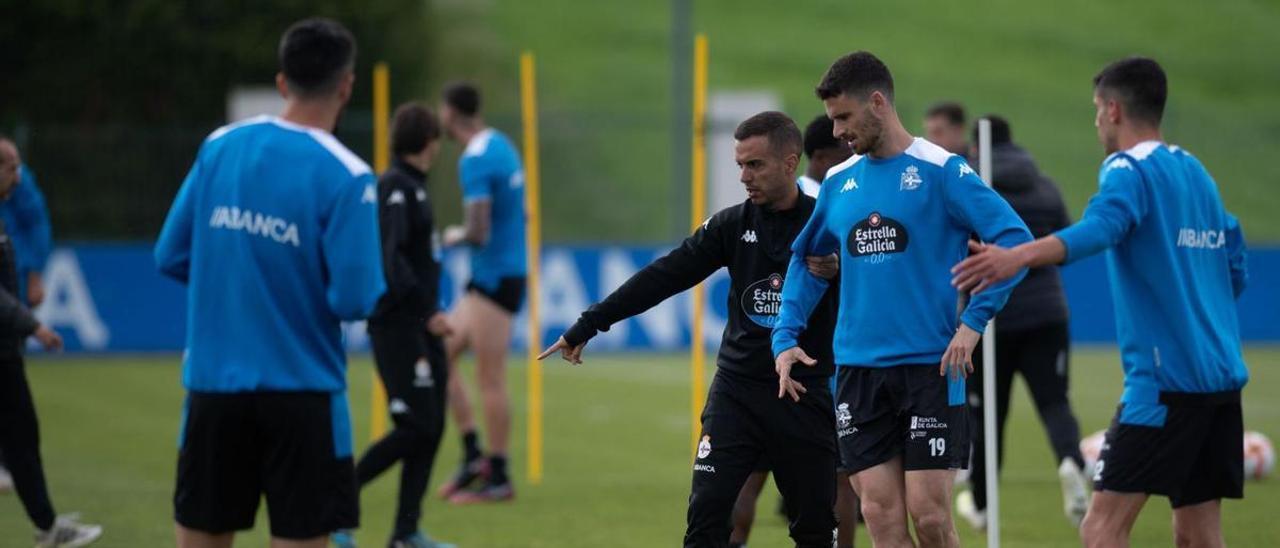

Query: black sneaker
<box><xmin>436</xmin><ymin>457</ymin><xmax>490</xmax><ymax>500</ymax></box>
<box><xmin>447</xmin><ymin>478</ymin><xmax>514</xmax><ymax>505</ymax></box>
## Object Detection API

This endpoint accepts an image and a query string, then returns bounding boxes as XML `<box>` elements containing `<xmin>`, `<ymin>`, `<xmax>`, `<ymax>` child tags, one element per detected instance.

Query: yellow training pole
<box><xmin>370</xmin><ymin>62</ymin><xmax>390</xmax><ymax>441</ymax></box>
<box><xmin>690</xmin><ymin>34</ymin><xmax>708</xmax><ymax>458</ymax></box>
<box><xmin>520</xmin><ymin>51</ymin><xmax>545</xmax><ymax>485</ymax></box>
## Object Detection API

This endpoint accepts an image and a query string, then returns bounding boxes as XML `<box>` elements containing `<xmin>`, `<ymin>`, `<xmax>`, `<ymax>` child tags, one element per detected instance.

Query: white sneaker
<box><xmin>1059</xmin><ymin>458</ymin><xmax>1089</xmax><ymax>528</ymax></box>
<box><xmin>0</xmin><ymin>465</ymin><xmax>13</xmax><ymax>493</ymax></box>
<box><xmin>34</xmin><ymin>513</ymin><xmax>103</xmax><ymax>548</ymax></box>
<box><xmin>954</xmin><ymin>489</ymin><xmax>987</xmax><ymax>531</ymax></box>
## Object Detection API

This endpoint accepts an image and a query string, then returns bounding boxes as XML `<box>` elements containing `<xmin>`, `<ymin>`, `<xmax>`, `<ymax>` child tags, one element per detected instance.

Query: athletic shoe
<box><xmin>1059</xmin><ymin>457</ymin><xmax>1089</xmax><ymax>528</ymax></box>
<box><xmin>391</xmin><ymin>531</ymin><xmax>457</xmax><ymax>548</ymax></box>
<box><xmin>34</xmin><ymin>514</ymin><xmax>102</xmax><ymax>548</ymax></box>
<box><xmin>447</xmin><ymin>480</ymin><xmax>514</xmax><ymax>505</ymax></box>
<box><xmin>331</xmin><ymin>529</ymin><xmax>357</xmax><ymax>548</ymax></box>
<box><xmin>954</xmin><ymin>489</ymin><xmax>987</xmax><ymax>532</ymax></box>
<box><xmin>0</xmin><ymin>465</ymin><xmax>13</xmax><ymax>493</ymax></box>
<box><xmin>436</xmin><ymin>457</ymin><xmax>490</xmax><ymax>500</ymax></box>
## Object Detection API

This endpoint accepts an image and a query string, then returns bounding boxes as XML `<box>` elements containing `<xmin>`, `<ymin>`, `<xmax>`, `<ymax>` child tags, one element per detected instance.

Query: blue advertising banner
<box><xmin>29</xmin><ymin>243</ymin><xmax>1280</xmax><ymax>353</ymax></box>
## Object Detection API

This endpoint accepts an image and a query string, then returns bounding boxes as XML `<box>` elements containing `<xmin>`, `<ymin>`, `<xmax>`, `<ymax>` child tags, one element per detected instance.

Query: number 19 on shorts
<box><xmin>929</xmin><ymin>437</ymin><xmax>946</xmax><ymax>457</ymax></box>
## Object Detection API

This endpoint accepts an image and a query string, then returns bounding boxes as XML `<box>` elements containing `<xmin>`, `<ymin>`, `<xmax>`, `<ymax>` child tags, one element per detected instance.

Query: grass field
<box><xmin>2</xmin><ymin>347</ymin><xmax>1279</xmax><ymax>547</ymax></box>
<box><xmin>421</xmin><ymin>0</ymin><xmax>1280</xmax><ymax>243</ymax></box>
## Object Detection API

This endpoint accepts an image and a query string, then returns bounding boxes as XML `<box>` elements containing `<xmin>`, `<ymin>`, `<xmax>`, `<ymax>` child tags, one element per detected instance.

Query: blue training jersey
<box><xmin>1054</xmin><ymin>141</ymin><xmax>1248</xmax><ymax>425</ymax></box>
<box><xmin>773</xmin><ymin>138</ymin><xmax>1032</xmax><ymax>371</ymax></box>
<box><xmin>0</xmin><ymin>165</ymin><xmax>53</xmax><ymax>300</ymax></box>
<box><xmin>459</xmin><ymin>128</ymin><xmax>526</xmax><ymax>289</ymax></box>
<box><xmin>155</xmin><ymin>115</ymin><xmax>386</xmax><ymax>394</ymax></box>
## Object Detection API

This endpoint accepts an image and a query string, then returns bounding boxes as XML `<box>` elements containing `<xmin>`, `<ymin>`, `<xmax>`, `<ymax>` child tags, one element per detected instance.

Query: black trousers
<box><xmin>685</xmin><ymin>370</ymin><xmax>836</xmax><ymax>548</ymax></box>
<box><xmin>357</xmin><ymin>323</ymin><xmax>449</xmax><ymax>538</ymax></box>
<box><xmin>0</xmin><ymin>355</ymin><xmax>56</xmax><ymax>530</ymax></box>
<box><xmin>968</xmin><ymin>321</ymin><xmax>1084</xmax><ymax>509</ymax></box>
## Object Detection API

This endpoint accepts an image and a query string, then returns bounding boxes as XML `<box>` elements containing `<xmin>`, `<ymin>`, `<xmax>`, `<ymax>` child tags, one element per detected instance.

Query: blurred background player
<box><xmin>0</xmin><ymin>136</ymin><xmax>98</xmax><ymax>547</ymax></box>
<box><xmin>729</xmin><ymin>112</ymin><xmax>858</xmax><ymax>548</ymax></box>
<box><xmin>0</xmin><ymin>135</ymin><xmax>53</xmax><ymax>495</ymax></box>
<box><xmin>541</xmin><ymin>112</ymin><xmax>841</xmax><ymax>548</ymax></box>
<box><xmin>437</xmin><ymin>82</ymin><xmax>527</xmax><ymax>504</ymax></box>
<box><xmin>154</xmin><ymin>18</ymin><xmax>385</xmax><ymax>548</ymax></box>
<box><xmin>774</xmin><ymin>51</ymin><xmax>1032</xmax><ymax>548</ymax></box>
<box><xmin>923</xmin><ymin>101</ymin><xmax>969</xmax><ymax>156</ymax></box>
<box><xmin>952</xmin><ymin>56</ymin><xmax>1249</xmax><ymax>548</ymax></box>
<box><xmin>334</xmin><ymin>103</ymin><xmax>455</xmax><ymax>548</ymax></box>
<box><xmin>948</xmin><ymin>114</ymin><xmax>1089</xmax><ymax>531</ymax></box>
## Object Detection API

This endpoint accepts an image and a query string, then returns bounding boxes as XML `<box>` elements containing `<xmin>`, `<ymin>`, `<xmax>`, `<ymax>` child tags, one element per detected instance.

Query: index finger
<box><xmin>536</xmin><ymin>342</ymin><xmax>563</xmax><ymax>360</ymax></box>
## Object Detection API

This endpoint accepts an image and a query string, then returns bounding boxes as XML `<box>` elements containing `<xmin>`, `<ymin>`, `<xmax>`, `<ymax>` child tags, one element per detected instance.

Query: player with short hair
<box><xmin>436</xmin><ymin>81</ymin><xmax>528</xmax><ymax>504</ymax></box>
<box><xmin>333</xmin><ymin>102</ymin><xmax>455</xmax><ymax>548</ymax></box>
<box><xmin>542</xmin><ymin>111</ymin><xmax>841</xmax><ymax>547</ymax></box>
<box><xmin>951</xmin><ymin>57</ymin><xmax>1249</xmax><ymax>548</ymax></box>
<box><xmin>0</xmin><ymin>136</ymin><xmax>99</xmax><ymax>548</ymax></box>
<box><xmin>923</xmin><ymin>101</ymin><xmax>968</xmax><ymax>155</ymax></box>
<box><xmin>729</xmin><ymin>113</ymin><xmax>859</xmax><ymax>548</ymax></box>
<box><xmin>155</xmin><ymin>18</ymin><xmax>384</xmax><ymax>547</ymax></box>
<box><xmin>773</xmin><ymin>51</ymin><xmax>1032</xmax><ymax>548</ymax></box>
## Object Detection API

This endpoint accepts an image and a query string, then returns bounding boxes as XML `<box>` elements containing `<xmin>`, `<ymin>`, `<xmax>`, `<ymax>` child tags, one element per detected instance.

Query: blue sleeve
<box><xmin>1225</xmin><ymin>213</ymin><xmax>1248</xmax><ymax>298</ymax></box>
<box><xmin>12</xmin><ymin>167</ymin><xmax>53</xmax><ymax>273</ymax></box>
<box><xmin>155</xmin><ymin>157</ymin><xmax>201</xmax><ymax>283</ymax></box>
<box><xmin>943</xmin><ymin>157</ymin><xmax>1033</xmax><ymax>333</ymax></box>
<box><xmin>772</xmin><ymin>185</ymin><xmax>838</xmax><ymax>356</ymax></box>
<box><xmin>1054</xmin><ymin>156</ymin><xmax>1147</xmax><ymax>264</ymax></box>
<box><xmin>459</xmin><ymin>156</ymin><xmax>492</xmax><ymax>202</ymax></box>
<box><xmin>321</xmin><ymin>174</ymin><xmax>386</xmax><ymax>320</ymax></box>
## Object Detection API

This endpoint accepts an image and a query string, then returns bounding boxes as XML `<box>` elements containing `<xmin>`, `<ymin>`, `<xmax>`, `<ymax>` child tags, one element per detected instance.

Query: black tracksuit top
<box><xmin>370</xmin><ymin>159</ymin><xmax>441</xmax><ymax>326</ymax></box>
<box><xmin>564</xmin><ymin>193</ymin><xmax>837</xmax><ymax>380</ymax></box>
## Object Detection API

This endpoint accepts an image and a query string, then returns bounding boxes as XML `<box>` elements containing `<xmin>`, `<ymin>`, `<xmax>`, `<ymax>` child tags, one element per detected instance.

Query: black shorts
<box><xmin>175</xmin><ymin>391</ymin><xmax>358</xmax><ymax>539</ymax></box>
<box><xmin>835</xmin><ymin>364</ymin><xmax>970</xmax><ymax>474</ymax></box>
<box><xmin>1094</xmin><ymin>391</ymin><xmax>1243</xmax><ymax>508</ymax></box>
<box><xmin>467</xmin><ymin>276</ymin><xmax>526</xmax><ymax>314</ymax></box>
<box><xmin>368</xmin><ymin>322</ymin><xmax>449</xmax><ymax>429</ymax></box>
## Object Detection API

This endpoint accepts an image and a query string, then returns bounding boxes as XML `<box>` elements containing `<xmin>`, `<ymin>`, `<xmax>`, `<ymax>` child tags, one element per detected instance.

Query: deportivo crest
<box><xmin>847</xmin><ymin>212</ymin><xmax>909</xmax><ymax>259</ymax></box>
<box><xmin>836</xmin><ymin>403</ymin><xmax>852</xmax><ymax>429</ymax></box>
<box><xmin>413</xmin><ymin>357</ymin><xmax>434</xmax><ymax>387</ymax></box>
<box><xmin>900</xmin><ymin>165</ymin><xmax>923</xmax><ymax>190</ymax></box>
<box><xmin>741</xmin><ymin>274</ymin><xmax>784</xmax><ymax>328</ymax></box>
<box><xmin>697</xmin><ymin>435</ymin><xmax>712</xmax><ymax>459</ymax></box>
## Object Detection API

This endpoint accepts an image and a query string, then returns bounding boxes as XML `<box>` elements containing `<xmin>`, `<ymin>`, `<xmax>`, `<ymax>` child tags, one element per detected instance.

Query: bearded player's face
<box><xmin>824</xmin><ymin>93</ymin><xmax>883</xmax><ymax>156</ymax></box>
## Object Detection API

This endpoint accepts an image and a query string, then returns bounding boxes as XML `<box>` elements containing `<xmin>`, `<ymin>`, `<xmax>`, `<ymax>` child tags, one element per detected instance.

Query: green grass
<box><xmin>420</xmin><ymin>0</ymin><xmax>1280</xmax><ymax>242</ymax></box>
<box><xmin>3</xmin><ymin>347</ymin><xmax>1280</xmax><ymax>546</ymax></box>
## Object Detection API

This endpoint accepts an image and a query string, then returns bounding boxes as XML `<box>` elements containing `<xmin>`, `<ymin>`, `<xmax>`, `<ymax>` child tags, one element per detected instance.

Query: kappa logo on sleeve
<box><xmin>958</xmin><ymin>162</ymin><xmax>977</xmax><ymax>178</ymax></box>
<box><xmin>387</xmin><ymin>189</ymin><xmax>406</xmax><ymax>205</ymax></box>
<box><xmin>361</xmin><ymin>184</ymin><xmax>377</xmax><ymax>204</ymax></box>
<box><xmin>840</xmin><ymin>177</ymin><xmax>859</xmax><ymax>193</ymax></box>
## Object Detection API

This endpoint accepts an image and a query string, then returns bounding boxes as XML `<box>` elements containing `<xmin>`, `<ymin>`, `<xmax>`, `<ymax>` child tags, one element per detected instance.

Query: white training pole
<box><xmin>977</xmin><ymin>118</ymin><xmax>1000</xmax><ymax>548</ymax></box>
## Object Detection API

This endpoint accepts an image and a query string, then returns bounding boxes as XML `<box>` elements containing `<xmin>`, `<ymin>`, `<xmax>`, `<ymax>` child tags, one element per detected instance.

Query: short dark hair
<box><xmin>925</xmin><ymin>101</ymin><xmax>966</xmax><ymax>127</ymax></box>
<box><xmin>815</xmin><ymin>51</ymin><xmax>894</xmax><ymax>102</ymax></box>
<box><xmin>278</xmin><ymin>18</ymin><xmax>356</xmax><ymax>98</ymax></box>
<box><xmin>971</xmin><ymin>114</ymin><xmax>1012</xmax><ymax>146</ymax></box>
<box><xmin>442</xmin><ymin>82</ymin><xmax>481</xmax><ymax>117</ymax></box>
<box><xmin>391</xmin><ymin>102</ymin><xmax>441</xmax><ymax>157</ymax></box>
<box><xmin>734</xmin><ymin>111</ymin><xmax>802</xmax><ymax>157</ymax></box>
<box><xmin>802</xmin><ymin>114</ymin><xmax>840</xmax><ymax>159</ymax></box>
<box><xmin>1093</xmin><ymin>57</ymin><xmax>1167</xmax><ymax>126</ymax></box>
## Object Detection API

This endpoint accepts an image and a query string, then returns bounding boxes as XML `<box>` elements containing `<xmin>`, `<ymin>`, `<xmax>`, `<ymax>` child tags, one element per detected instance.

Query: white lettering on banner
<box><xmin>600</xmin><ymin>249</ymin><xmax>683</xmax><ymax>349</ymax></box>
<box><xmin>35</xmin><ymin>250</ymin><xmax>110</xmax><ymax>349</ymax></box>
<box><xmin>533</xmin><ymin>250</ymin><xmax>591</xmax><ymax>340</ymax></box>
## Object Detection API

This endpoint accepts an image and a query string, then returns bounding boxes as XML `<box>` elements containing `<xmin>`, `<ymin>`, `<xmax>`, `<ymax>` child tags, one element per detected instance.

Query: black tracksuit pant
<box><xmin>0</xmin><ymin>355</ymin><xmax>56</xmax><ymax>530</ymax></box>
<box><xmin>685</xmin><ymin>369</ymin><xmax>837</xmax><ymax>548</ymax></box>
<box><xmin>968</xmin><ymin>321</ymin><xmax>1084</xmax><ymax>509</ymax></box>
<box><xmin>356</xmin><ymin>322</ymin><xmax>449</xmax><ymax>538</ymax></box>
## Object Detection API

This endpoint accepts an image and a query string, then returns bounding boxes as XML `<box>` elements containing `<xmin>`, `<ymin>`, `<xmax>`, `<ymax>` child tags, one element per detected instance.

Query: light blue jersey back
<box><xmin>774</xmin><ymin>138</ymin><xmax>1032</xmax><ymax>373</ymax></box>
<box><xmin>1055</xmin><ymin>141</ymin><xmax>1248</xmax><ymax>425</ymax></box>
<box><xmin>155</xmin><ymin>115</ymin><xmax>386</xmax><ymax>393</ymax></box>
<box><xmin>459</xmin><ymin>129</ymin><xmax>526</xmax><ymax>290</ymax></box>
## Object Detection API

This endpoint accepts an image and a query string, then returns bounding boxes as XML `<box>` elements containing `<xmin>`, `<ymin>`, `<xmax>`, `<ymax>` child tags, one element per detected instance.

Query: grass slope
<box><xmin>421</xmin><ymin>0</ymin><xmax>1280</xmax><ymax>242</ymax></box>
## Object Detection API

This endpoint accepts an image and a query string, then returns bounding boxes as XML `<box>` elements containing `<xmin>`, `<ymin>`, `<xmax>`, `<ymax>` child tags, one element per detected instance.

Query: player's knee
<box><xmin>1172</xmin><ymin>516</ymin><xmax>1220</xmax><ymax>548</ymax></box>
<box><xmin>1080</xmin><ymin>510</ymin><xmax>1121</xmax><ymax>548</ymax></box>
<box><xmin>909</xmin><ymin>506</ymin><xmax>953</xmax><ymax>541</ymax></box>
<box><xmin>858</xmin><ymin>496</ymin><xmax>900</xmax><ymax>528</ymax></box>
